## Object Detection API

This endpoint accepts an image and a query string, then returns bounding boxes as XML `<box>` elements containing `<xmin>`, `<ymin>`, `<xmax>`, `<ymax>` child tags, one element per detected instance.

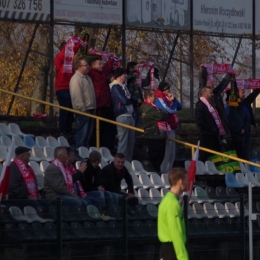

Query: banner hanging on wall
<box><xmin>255</xmin><ymin>0</ymin><xmax>260</xmax><ymax>35</ymax></box>
<box><xmin>125</xmin><ymin>0</ymin><xmax>190</xmax><ymax>30</ymax></box>
<box><xmin>54</xmin><ymin>0</ymin><xmax>122</xmax><ymax>25</ymax></box>
<box><xmin>193</xmin><ymin>0</ymin><xmax>252</xmax><ymax>35</ymax></box>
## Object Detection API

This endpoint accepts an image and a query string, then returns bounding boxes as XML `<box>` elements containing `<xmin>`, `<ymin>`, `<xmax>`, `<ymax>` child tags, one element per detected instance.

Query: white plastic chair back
<box><xmin>184</xmin><ymin>160</ymin><xmax>191</xmax><ymax>171</ymax></box>
<box><xmin>139</xmin><ymin>174</ymin><xmax>154</xmax><ymax>189</ymax></box>
<box><xmin>131</xmin><ymin>174</ymin><xmax>143</xmax><ymax>189</ymax></box>
<box><xmin>28</xmin><ymin>161</ymin><xmax>42</xmax><ymax>176</ymax></box>
<box><xmin>78</xmin><ymin>147</ymin><xmax>90</xmax><ymax>159</ymax></box>
<box><xmin>24</xmin><ymin>206</ymin><xmax>53</xmax><ymax>223</ymax></box>
<box><xmin>43</xmin><ymin>146</ymin><xmax>54</xmax><ymax>161</ymax></box>
<box><xmin>203</xmin><ymin>203</ymin><xmax>219</xmax><ymax>218</ymax></box>
<box><xmin>9</xmin><ymin>206</ymin><xmax>30</xmax><ymax>222</ymax></box>
<box><xmin>235</xmin><ymin>173</ymin><xmax>249</xmax><ymax>186</ymax></box>
<box><xmin>0</xmin><ymin>146</ymin><xmax>8</xmax><ymax>161</ymax></box>
<box><xmin>40</xmin><ymin>161</ymin><xmax>50</xmax><ymax>173</ymax></box>
<box><xmin>161</xmin><ymin>173</ymin><xmax>170</xmax><ymax>188</ymax></box>
<box><xmin>57</xmin><ymin>136</ymin><xmax>70</xmax><ymax>147</ymax></box>
<box><xmin>132</xmin><ymin>160</ymin><xmax>147</xmax><ymax>174</ymax></box>
<box><xmin>124</xmin><ymin>160</ymin><xmax>137</xmax><ymax>175</ymax></box>
<box><xmin>150</xmin><ymin>173</ymin><xmax>165</xmax><ymax>188</ymax></box>
<box><xmin>12</xmin><ymin>135</ymin><xmax>25</xmax><ymax>146</ymax></box>
<box><xmin>160</xmin><ymin>188</ymin><xmax>169</xmax><ymax>197</ymax></box>
<box><xmin>0</xmin><ymin>123</ymin><xmax>13</xmax><ymax>136</ymax></box>
<box><xmin>100</xmin><ymin>147</ymin><xmax>114</xmax><ymax>162</ymax></box>
<box><xmin>192</xmin><ymin>203</ymin><xmax>207</xmax><ymax>218</ymax></box>
<box><xmin>89</xmin><ymin>147</ymin><xmax>100</xmax><ymax>153</ymax></box>
<box><xmin>0</xmin><ymin>135</ymin><xmax>12</xmax><ymax>147</ymax></box>
<box><xmin>46</xmin><ymin>137</ymin><xmax>59</xmax><ymax>148</ymax></box>
<box><xmin>225</xmin><ymin>202</ymin><xmax>240</xmax><ymax>217</ymax></box>
<box><xmin>121</xmin><ymin>179</ymin><xmax>127</xmax><ymax>190</ymax></box>
<box><xmin>99</xmin><ymin>159</ymin><xmax>108</xmax><ymax>169</ymax></box>
<box><xmin>35</xmin><ymin>136</ymin><xmax>47</xmax><ymax>148</ymax></box>
<box><xmin>245</xmin><ymin>172</ymin><xmax>260</xmax><ymax>187</ymax></box>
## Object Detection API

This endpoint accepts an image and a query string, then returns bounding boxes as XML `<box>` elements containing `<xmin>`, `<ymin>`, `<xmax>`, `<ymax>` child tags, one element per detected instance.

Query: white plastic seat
<box><xmin>203</xmin><ymin>203</ymin><xmax>219</xmax><ymax>218</ymax></box>
<box><xmin>35</xmin><ymin>136</ymin><xmax>47</xmax><ymax>148</ymax></box>
<box><xmin>239</xmin><ymin>162</ymin><xmax>254</xmax><ymax>174</ymax></box>
<box><xmin>184</xmin><ymin>160</ymin><xmax>191</xmax><ymax>171</ymax></box>
<box><xmin>245</xmin><ymin>172</ymin><xmax>260</xmax><ymax>187</ymax></box>
<box><xmin>138</xmin><ymin>188</ymin><xmax>153</xmax><ymax>205</ymax></box>
<box><xmin>99</xmin><ymin>159</ymin><xmax>108</xmax><ymax>169</ymax></box>
<box><xmin>197</xmin><ymin>161</ymin><xmax>214</xmax><ymax>175</ymax></box>
<box><xmin>160</xmin><ymin>188</ymin><xmax>169</xmax><ymax>197</ymax></box>
<box><xmin>24</xmin><ymin>206</ymin><xmax>53</xmax><ymax>223</ymax></box>
<box><xmin>8</xmin><ymin>145</ymin><xmax>17</xmax><ymax>160</ymax></box>
<box><xmin>132</xmin><ymin>160</ymin><xmax>155</xmax><ymax>175</ymax></box>
<box><xmin>149</xmin><ymin>188</ymin><xmax>161</xmax><ymax>205</ymax></box>
<box><xmin>9</xmin><ymin>206</ymin><xmax>31</xmax><ymax>223</ymax></box>
<box><xmin>57</xmin><ymin>136</ymin><xmax>70</xmax><ymax>147</ymax></box>
<box><xmin>150</xmin><ymin>173</ymin><xmax>165</xmax><ymax>189</ymax></box>
<box><xmin>0</xmin><ymin>123</ymin><xmax>16</xmax><ymax>137</ymax></box>
<box><xmin>235</xmin><ymin>173</ymin><xmax>250</xmax><ymax>187</ymax></box>
<box><xmin>205</xmin><ymin>161</ymin><xmax>225</xmax><ymax>175</ymax></box>
<box><xmin>46</xmin><ymin>137</ymin><xmax>59</xmax><ymax>148</ymax></box>
<box><xmin>130</xmin><ymin>173</ymin><xmax>143</xmax><ymax>189</ymax></box>
<box><xmin>139</xmin><ymin>174</ymin><xmax>154</xmax><ymax>189</ymax></box>
<box><xmin>28</xmin><ymin>161</ymin><xmax>42</xmax><ymax>176</ymax></box>
<box><xmin>0</xmin><ymin>135</ymin><xmax>12</xmax><ymax>147</ymax></box>
<box><xmin>12</xmin><ymin>135</ymin><xmax>25</xmax><ymax>146</ymax></box>
<box><xmin>75</xmin><ymin>161</ymin><xmax>81</xmax><ymax>170</ymax></box>
<box><xmin>235</xmin><ymin>202</ymin><xmax>249</xmax><ymax>217</ymax></box>
<box><xmin>192</xmin><ymin>203</ymin><xmax>208</xmax><ymax>218</ymax></box>
<box><xmin>121</xmin><ymin>179</ymin><xmax>127</xmax><ymax>190</ymax></box>
<box><xmin>188</xmin><ymin>205</ymin><xmax>203</xmax><ymax>219</ymax></box>
<box><xmin>36</xmin><ymin>174</ymin><xmax>44</xmax><ymax>190</ymax></box>
<box><xmin>100</xmin><ymin>147</ymin><xmax>114</xmax><ymax>162</ymax></box>
<box><xmin>9</xmin><ymin>123</ymin><xmax>34</xmax><ymax>137</ymax></box>
<box><xmin>225</xmin><ymin>202</ymin><xmax>240</xmax><ymax>218</ymax></box>
<box><xmin>124</xmin><ymin>160</ymin><xmax>138</xmax><ymax>175</ymax></box>
<box><xmin>40</xmin><ymin>161</ymin><xmax>50</xmax><ymax>173</ymax></box>
<box><xmin>43</xmin><ymin>146</ymin><xmax>54</xmax><ymax>161</ymax></box>
<box><xmin>31</xmin><ymin>147</ymin><xmax>49</xmax><ymax>162</ymax></box>
<box><xmin>78</xmin><ymin>147</ymin><xmax>90</xmax><ymax>159</ymax></box>
<box><xmin>161</xmin><ymin>173</ymin><xmax>170</xmax><ymax>188</ymax></box>
<box><xmin>214</xmin><ymin>202</ymin><xmax>231</xmax><ymax>218</ymax></box>
<box><xmin>0</xmin><ymin>146</ymin><xmax>8</xmax><ymax>161</ymax></box>
<box><xmin>89</xmin><ymin>147</ymin><xmax>100</xmax><ymax>153</ymax></box>
<box><xmin>194</xmin><ymin>187</ymin><xmax>214</xmax><ymax>203</ymax></box>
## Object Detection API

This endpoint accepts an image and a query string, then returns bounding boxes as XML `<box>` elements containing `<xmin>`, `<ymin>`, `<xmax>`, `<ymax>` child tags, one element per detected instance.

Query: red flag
<box><xmin>187</xmin><ymin>142</ymin><xmax>200</xmax><ymax>198</ymax></box>
<box><xmin>0</xmin><ymin>140</ymin><xmax>15</xmax><ymax>200</ymax></box>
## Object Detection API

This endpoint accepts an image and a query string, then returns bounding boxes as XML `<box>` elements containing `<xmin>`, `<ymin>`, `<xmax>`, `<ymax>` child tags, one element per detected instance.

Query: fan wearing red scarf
<box><xmin>8</xmin><ymin>146</ymin><xmax>49</xmax><ymax>209</ymax></box>
<box><xmin>140</xmin><ymin>89</ymin><xmax>169</xmax><ymax>173</ymax></box>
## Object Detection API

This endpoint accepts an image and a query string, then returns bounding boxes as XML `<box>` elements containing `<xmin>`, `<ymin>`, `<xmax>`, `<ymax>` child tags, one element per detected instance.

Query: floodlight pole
<box><xmin>7</xmin><ymin>24</ymin><xmax>39</xmax><ymax>115</ymax></box>
<box><xmin>189</xmin><ymin>0</ymin><xmax>194</xmax><ymax>117</ymax></box>
<box><xmin>102</xmin><ymin>28</ymin><xmax>111</xmax><ymax>51</ymax></box>
<box><xmin>231</xmin><ymin>36</ymin><xmax>242</xmax><ymax>67</ymax></box>
<box><xmin>49</xmin><ymin>0</ymin><xmax>54</xmax><ymax>117</ymax></box>
<box><xmin>121</xmin><ymin>0</ymin><xmax>126</xmax><ymax>69</ymax></box>
<box><xmin>248</xmin><ymin>182</ymin><xmax>253</xmax><ymax>260</ymax></box>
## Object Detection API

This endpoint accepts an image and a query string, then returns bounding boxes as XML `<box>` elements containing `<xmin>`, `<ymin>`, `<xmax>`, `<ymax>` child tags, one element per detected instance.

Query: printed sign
<box><xmin>0</xmin><ymin>0</ymin><xmax>50</xmax><ymax>21</ymax></box>
<box><xmin>126</xmin><ymin>0</ymin><xmax>190</xmax><ymax>30</ymax></box>
<box><xmin>255</xmin><ymin>0</ymin><xmax>260</xmax><ymax>35</ymax></box>
<box><xmin>193</xmin><ymin>0</ymin><xmax>252</xmax><ymax>35</ymax></box>
<box><xmin>54</xmin><ymin>0</ymin><xmax>122</xmax><ymax>25</ymax></box>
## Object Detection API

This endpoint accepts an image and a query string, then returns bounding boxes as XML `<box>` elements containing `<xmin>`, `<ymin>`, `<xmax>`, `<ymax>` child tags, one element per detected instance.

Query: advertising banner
<box><xmin>193</xmin><ymin>0</ymin><xmax>252</xmax><ymax>35</ymax></box>
<box><xmin>255</xmin><ymin>0</ymin><xmax>260</xmax><ymax>35</ymax></box>
<box><xmin>126</xmin><ymin>0</ymin><xmax>190</xmax><ymax>30</ymax></box>
<box><xmin>0</xmin><ymin>0</ymin><xmax>50</xmax><ymax>22</ymax></box>
<box><xmin>54</xmin><ymin>0</ymin><xmax>122</xmax><ymax>25</ymax></box>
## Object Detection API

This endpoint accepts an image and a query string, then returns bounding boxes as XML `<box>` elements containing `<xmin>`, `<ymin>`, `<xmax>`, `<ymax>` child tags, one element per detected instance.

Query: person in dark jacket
<box><xmin>110</xmin><ymin>68</ymin><xmax>135</xmax><ymax>162</ymax></box>
<box><xmin>8</xmin><ymin>146</ymin><xmax>49</xmax><ymax>209</ymax></box>
<box><xmin>100</xmin><ymin>153</ymin><xmax>138</xmax><ymax>207</ymax></box>
<box><xmin>140</xmin><ymin>89</ymin><xmax>168</xmax><ymax>173</ymax></box>
<box><xmin>225</xmin><ymin>88</ymin><xmax>260</xmax><ymax>160</ymax></box>
<box><xmin>195</xmin><ymin>87</ymin><xmax>223</xmax><ymax>162</ymax></box>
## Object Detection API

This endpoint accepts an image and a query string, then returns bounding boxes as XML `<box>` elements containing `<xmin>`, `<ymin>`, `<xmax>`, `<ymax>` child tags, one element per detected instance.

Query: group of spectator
<box><xmin>195</xmin><ymin>65</ymin><xmax>260</xmax><ymax>161</ymax></box>
<box><xmin>8</xmin><ymin>146</ymin><xmax>138</xmax><ymax>213</ymax></box>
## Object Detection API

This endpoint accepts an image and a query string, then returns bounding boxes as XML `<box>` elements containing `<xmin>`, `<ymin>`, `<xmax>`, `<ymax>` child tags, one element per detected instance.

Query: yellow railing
<box><xmin>0</xmin><ymin>88</ymin><xmax>259</xmax><ymax>169</ymax></box>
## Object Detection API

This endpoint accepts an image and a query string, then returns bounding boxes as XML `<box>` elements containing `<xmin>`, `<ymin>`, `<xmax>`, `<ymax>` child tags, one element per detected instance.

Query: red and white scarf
<box><xmin>13</xmin><ymin>158</ymin><xmax>38</xmax><ymax>198</ymax></box>
<box><xmin>52</xmin><ymin>159</ymin><xmax>75</xmax><ymax>195</ymax></box>
<box><xmin>136</xmin><ymin>62</ymin><xmax>155</xmax><ymax>90</ymax></box>
<box><xmin>63</xmin><ymin>36</ymin><xmax>88</xmax><ymax>73</ymax></box>
<box><xmin>69</xmin><ymin>165</ymin><xmax>87</xmax><ymax>198</ymax></box>
<box><xmin>144</xmin><ymin>99</ymin><xmax>172</xmax><ymax>134</ymax></box>
<box><xmin>200</xmin><ymin>97</ymin><xmax>226</xmax><ymax>136</ymax></box>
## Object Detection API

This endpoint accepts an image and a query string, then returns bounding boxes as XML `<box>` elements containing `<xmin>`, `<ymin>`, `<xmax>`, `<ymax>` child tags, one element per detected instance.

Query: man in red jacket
<box><xmin>88</xmin><ymin>57</ymin><xmax>115</xmax><ymax>148</ymax></box>
<box><xmin>54</xmin><ymin>40</ymin><xmax>81</xmax><ymax>139</ymax></box>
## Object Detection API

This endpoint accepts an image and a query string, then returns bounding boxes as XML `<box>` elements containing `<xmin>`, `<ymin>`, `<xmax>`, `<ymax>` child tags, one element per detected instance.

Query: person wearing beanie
<box><xmin>110</xmin><ymin>68</ymin><xmax>135</xmax><ymax>162</ymax></box>
<box><xmin>155</xmin><ymin>82</ymin><xmax>182</xmax><ymax>174</ymax></box>
<box><xmin>8</xmin><ymin>146</ymin><xmax>49</xmax><ymax>209</ymax></box>
<box><xmin>126</xmin><ymin>61</ymin><xmax>144</xmax><ymax>127</ymax></box>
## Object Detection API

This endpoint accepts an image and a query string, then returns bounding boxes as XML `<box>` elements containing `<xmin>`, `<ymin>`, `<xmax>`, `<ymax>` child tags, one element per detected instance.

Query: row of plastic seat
<box><xmin>0</xmin><ymin>122</ymin><xmax>33</xmax><ymax>137</ymax></box>
<box><xmin>0</xmin><ymin>135</ymin><xmax>69</xmax><ymax>149</ymax></box>
<box><xmin>225</xmin><ymin>172</ymin><xmax>260</xmax><ymax>188</ymax></box>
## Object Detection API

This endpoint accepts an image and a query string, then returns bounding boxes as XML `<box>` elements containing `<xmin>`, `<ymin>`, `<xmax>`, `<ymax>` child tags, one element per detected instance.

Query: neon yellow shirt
<box><xmin>158</xmin><ymin>191</ymin><xmax>189</xmax><ymax>260</ymax></box>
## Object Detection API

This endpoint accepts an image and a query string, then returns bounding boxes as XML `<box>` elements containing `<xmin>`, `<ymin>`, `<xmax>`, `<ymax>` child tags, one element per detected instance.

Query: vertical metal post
<box><xmin>162</xmin><ymin>33</ymin><xmax>179</xmax><ymax>81</ymax></box>
<box><xmin>96</xmin><ymin>118</ymin><xmax>100</xmax><ymax>148</ymax></box>
<box><xmin>49</xmin><ymin>0</ymin><xmax>54</xmax><ymax>116</ymax></box>
<box><xmin>122</xmin><ymin>198</ymin><xmax>128</xmax><ymax>260</ymax></box>
<box><xmin>7</xmin><ymin>24</ymin><xmax>39</xmax><ymax>115</ymax></box>
<box><xmin>189</xmin><ymin>0</ymin><xmax>194</xmax><ymax>117</ymax></box>
<box><xmin>231</xmin><ymin>36</ymin><xmax>243</xmax><ymax>67</ymax></box>
<box><xmin>121</xmin><ymin>0</ymin><xmax>126</xmax><ymax>69</ymax></box>
<box><xmin>252</xmin><ymin>0</ymin><xmax>256</xmax><ymax>114</ymax></box>
<box><xmin>191</xmin><ymin>146</ymin><xmax>195</xmax><ymax>158</ymax></box>
<box><xmin>102</xmin><ymin>28</ymin><xmax>111</xmax><ymax>51</ymax></box>
<box><xmin>240</xmin><ymin>195</ymin><xmax>245</xmax><ymax>260</ymax></box>
<box><xmin>249</xmin><ymin>182</ymin><xmax>253</xmax><ymax>260</ymax></box>
<box><xmin>56</xmin><ymin>198</ymin><xmax>62</xmax><ymax>260</ymax></box>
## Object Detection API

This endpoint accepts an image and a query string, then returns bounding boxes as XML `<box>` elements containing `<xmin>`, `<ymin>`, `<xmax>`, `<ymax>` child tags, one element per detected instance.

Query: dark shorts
<box><xmin>159</xmin><ymin>242</ymin><xmax>177</xmax><ymax>260</ymax></box>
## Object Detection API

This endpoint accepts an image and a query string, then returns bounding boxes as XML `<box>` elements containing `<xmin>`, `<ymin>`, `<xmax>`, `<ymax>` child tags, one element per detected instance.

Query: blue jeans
<box><xmin>75</xmin><ymin>110</ymin><xmax>95</xmax><ymax>148</ymax></box>
<box><xmin>59</xmin><ymin>195</ymin><xmax>82</xmax><ymax>207</ymax></box>
<box><xmin>56</xmin><ymin>90</ymin><xmax>74</xmax><ymax>134</ymax></box>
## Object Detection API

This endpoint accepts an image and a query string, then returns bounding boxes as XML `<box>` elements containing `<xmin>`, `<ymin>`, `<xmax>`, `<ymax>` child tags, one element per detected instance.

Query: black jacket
<box><xmin>195</xmin><ymin>100</ymin><xmax>220</xmax><ymax>138</ymax></box>
<box><xmin>200</xmin><ymin>67</ymin><xmax>231</xmax><ymax>135</ymax></box>
<box><xmin>100</xmin><ymin>162</ymin><xmax>134</xmax><ymax>194</ymax></box>
<box><xmin>79</xmin><ymin>160</ymin><xmax>101</xmax><ymax>192</ymax></box>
